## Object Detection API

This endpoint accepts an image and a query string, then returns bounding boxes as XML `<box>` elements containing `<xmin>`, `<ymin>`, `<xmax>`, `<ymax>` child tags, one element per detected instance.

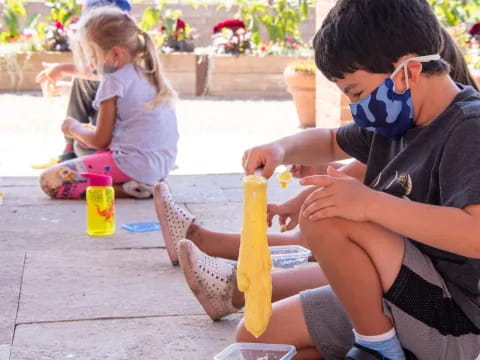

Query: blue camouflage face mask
<box><xmin>349</xmin><ymin>54</ymin><xmax>441</xmax><ymax>139</ymax></box>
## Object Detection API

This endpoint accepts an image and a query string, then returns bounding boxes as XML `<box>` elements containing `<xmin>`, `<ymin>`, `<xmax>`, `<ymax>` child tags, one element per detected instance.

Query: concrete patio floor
<box><xmin>0</xmin><ymin>92</ymin><xmax>302</xmax><ymax>177</ymax></box>
<box><xmin>0</xmin><ymin>92</ymin><xmax>305</xmax><ymax>359</ymax></box>
<box><xmin>0</xmin><ymin>174</ymin><xmax>303</xmax><ymax>360</ymax></box>
<box><xmin>2</xmin><ymin>93</ymin><xmax>480</xmax><ymax>360</ymax></box>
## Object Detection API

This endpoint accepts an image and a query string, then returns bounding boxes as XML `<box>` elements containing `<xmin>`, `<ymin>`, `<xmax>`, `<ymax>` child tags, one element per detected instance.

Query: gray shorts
<box><xmin>300</xmin><ymin>240</ymin><xmax>480</xmax><ymax>360</ymax></box>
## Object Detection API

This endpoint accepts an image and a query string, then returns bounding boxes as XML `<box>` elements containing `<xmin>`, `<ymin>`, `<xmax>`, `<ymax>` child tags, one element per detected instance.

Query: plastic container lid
<box><xmin>215</xmin><ymin>343</ymin><xmax>296</xmax><ymax>360</ymax></box>
<box><xmin>270</xmin><ymin>245</ymin><xmax>311</xmax><ymax>269</ymax></box>
<box><xmin>270</xmin><ymin>245</ymin><xmax>311</xmax><ymax>259</ymax></box>
<box><xmin>223</xmin><ymin>245</ymin><xmax>312</xmax><ymax>270</ymax></box>
<box><xmin>81</xmin><ymin>173</ymin><xmax>112</xmax><ymax>186</ymax></box>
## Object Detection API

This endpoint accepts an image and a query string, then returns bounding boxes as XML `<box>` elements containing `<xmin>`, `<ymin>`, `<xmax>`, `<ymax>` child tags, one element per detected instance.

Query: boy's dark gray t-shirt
<box><xmin>336</xmin><ymin>85</ymin><xmax>480</xmax><ymax>329</ymax></box>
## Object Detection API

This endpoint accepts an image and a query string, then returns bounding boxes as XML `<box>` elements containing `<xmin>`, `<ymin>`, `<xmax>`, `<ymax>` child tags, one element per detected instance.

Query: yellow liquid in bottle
<box><xmin>86</xmin><ymin>186</ymin><xmax>115</xmax><ymax>236</ymax></box>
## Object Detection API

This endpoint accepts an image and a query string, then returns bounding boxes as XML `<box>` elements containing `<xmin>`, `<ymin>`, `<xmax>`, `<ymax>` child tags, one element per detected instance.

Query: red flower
<box><xmin>71</xmin><ymin>16</ymin><xmax>80</xmax><ymax>24</ymax></box>
<box><xmin>54</xmin><ymin>20</ymin><xmax>65</xmax><ymax>30</ymax></box>
<box><xmin>176</xmin><ymin>18</ymin><xmax>186</xmax><ymax>30</ymax></box>
<box><xmin>160</xmin><ymin>19</ymin><xmax>186</xmax><ymax>33</ymax></box>
<box><xmin>470</xmin><ymin>22</ymin><xmax>480</xmax><ymax>36</ymax></box>
<box><xmin>213</xmin><ymin>19</ymin><xmax>246</xmax><ymax>34</ymax></box>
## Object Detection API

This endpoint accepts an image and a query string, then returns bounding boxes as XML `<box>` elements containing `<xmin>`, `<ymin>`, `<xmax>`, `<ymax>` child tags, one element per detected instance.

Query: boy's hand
<box><xmin>61</xmin><ymin>117</ymin><xmax>81</xmax><ymax>138</ymax></box>
<box><xmin>242</xmin><ymin>142</ymin><xmax>285</xmax><ymax>179</ymax></box>
<box><xmin>300</xmin><ymin>166</ymin><xmax>376</xmax><ymax>222</ymax></box>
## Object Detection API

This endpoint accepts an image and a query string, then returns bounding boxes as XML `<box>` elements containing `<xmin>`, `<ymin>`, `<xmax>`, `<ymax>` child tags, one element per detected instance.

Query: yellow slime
<box><xmin>237</xmin><ymin>175</ymin><xmax>272</xmax><ymax>338</ymax></box>
<box><xmin>276</xmin><ymin>166</ymin><xmax>292</xmax><ymax>189</ymax></box>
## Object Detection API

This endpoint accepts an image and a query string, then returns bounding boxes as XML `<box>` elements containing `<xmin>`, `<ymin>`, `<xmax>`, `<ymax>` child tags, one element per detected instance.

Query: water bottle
<box><xmin>81</xmin><ymin>173</ymin><xmax>115</xmax><ymax>236</ymax></box>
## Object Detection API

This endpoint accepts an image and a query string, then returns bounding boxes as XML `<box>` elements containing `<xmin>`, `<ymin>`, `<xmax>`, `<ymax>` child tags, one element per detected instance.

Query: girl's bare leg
<box><xmin>232</xmin><ymin>263</ymin><xmax>326</xmax><ymax>308</ymax></box>
<box><xmin>186</xmin><ymin>223</ymin><xmax>306</xmax><ymax>260</ymax></box>
<box><xmin>178</xmin><ymin>239</ymin><xmax>328</xmax><ymax>319</ymax></box>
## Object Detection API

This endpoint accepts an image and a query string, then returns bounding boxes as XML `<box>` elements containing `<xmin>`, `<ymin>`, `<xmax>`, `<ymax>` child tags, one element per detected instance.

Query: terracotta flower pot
<box><xmin>283</xmin><ymin>65</ymin><xmax>316</xmax><ymax>128</ymax></box>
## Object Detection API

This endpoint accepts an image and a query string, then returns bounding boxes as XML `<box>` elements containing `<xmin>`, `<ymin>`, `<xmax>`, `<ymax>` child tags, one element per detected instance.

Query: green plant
<box><xmin>0</xmin><ymin>0</ymin><xmax>42</xmax><ymax>51</ymax></box>
<box><xmin>219</xmin><ymin>0</ymin><xmax>313</xmax><ymax>47</ymax></box>
<box><xmin>289</xmin><ymin>60</ymin><xmax>315</xmax><ymax>73</ymax></box>
<box><xmin>428</xmin><ymin>0</ymin><xmax>480</xmax><ymax>27</ymax></box>
<box><xmin>40</xmin><ymin>0</ymin><xmax>81</xmax><ymax>51</ymax></box>
<box><xmin>1</xmin><ymin>0</ymin><xmax>26</xmax><ymax>42</ymax></box>
<box><xmin>45</xmin><ymin>0</ymin><xmax>81</xmax><ymax>27</ymax></box>
<box><xmin>139</xmin><ymin>0</ymin><xmax>194</xmax><ymax>52</ymax></box>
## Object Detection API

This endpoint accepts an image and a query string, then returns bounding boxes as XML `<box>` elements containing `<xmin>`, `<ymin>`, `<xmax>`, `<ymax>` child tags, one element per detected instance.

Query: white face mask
<box><xmin>100</xmin><ymin>50</ymin><xmax>119</xmax><ymax>74</ymax></box>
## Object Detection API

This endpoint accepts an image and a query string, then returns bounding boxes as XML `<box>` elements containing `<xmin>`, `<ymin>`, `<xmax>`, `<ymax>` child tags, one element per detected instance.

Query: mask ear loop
<box><xmin>390</xmin><ymin>59</ymin><xmax>409</xmax><ymax>93</ymax></box>
<box><xmin>390</xmin><ymin>54</ymin><xmax>441</xmax><ymax>93</ymax></box>
<box><xmin>404</xmin><ymin>60</ymin><xmax>410</xmax><ymax>90</ymax></box>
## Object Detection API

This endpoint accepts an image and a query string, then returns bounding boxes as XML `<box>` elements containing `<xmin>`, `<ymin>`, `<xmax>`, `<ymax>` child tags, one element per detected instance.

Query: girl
<box><xmin>40</xmin><ymin>6</ymin><xmax>178</xmax><ymax>199</ymax></box>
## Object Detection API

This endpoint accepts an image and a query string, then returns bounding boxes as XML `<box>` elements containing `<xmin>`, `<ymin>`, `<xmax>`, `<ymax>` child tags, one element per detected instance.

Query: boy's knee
<box><xmin>299</xmin><ymin>216</ymin><xmax>349</xmax><ymax>248</ymax></box>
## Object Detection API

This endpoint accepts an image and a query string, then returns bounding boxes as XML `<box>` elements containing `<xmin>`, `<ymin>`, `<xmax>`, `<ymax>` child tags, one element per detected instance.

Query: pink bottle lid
<box><xmin>81</xmin><ymin>173</ymin><xmax>112</xmax><ymax>186</ymax></box>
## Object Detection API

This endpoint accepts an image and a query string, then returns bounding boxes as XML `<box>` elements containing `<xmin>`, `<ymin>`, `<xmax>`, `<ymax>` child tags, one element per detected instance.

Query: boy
<box><xmin>239</xmin><ymin>0</ymin><xmax>480</xmax><ymax>359</ymax></box>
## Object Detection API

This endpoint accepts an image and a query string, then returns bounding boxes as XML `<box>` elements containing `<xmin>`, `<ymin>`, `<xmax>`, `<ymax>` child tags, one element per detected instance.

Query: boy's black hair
<box><xmin>314</xmin><ymin>0</ymin><xmax>449</xmax><ymax>80</ymax></box>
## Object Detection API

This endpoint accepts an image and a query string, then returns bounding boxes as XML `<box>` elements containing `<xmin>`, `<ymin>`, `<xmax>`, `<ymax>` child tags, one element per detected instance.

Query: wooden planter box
<box><xmin>199</xmin><ymin>55</ymin><xmax>310</xmax><ymax>97</ymax></box>
<box><xmin>0</xmin><ymin>51</ymin><xmax>196</xmax><ymax>96</ymax></box>
<box><xmin>0</xmin><ymin>52</ymin><xmax>72</xmax><ymax>91</ymax></box>
<box><xmin>159</xmin><ymin>53</ymin><xmax>196</xmax><ymax>97</ymax></box>
<box><xmin>0</xmin><ymin>51</ymin><xmax>317</xmax><ymax>98</ymax></box>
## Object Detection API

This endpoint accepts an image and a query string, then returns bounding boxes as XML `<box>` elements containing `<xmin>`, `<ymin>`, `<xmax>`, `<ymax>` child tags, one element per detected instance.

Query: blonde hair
<box><xmin>73</xmin><ymin>6</ymin><xmax>177</xmax><ymax>107</ymax></box>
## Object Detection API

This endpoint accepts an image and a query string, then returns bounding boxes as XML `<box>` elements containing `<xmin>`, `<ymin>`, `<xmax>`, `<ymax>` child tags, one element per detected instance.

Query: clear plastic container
<box><xmin>214</xmin><ymin>343</ymin><xmax>296</xmax><ymax>360</ymax></box>
<box><xmin>270</xmin><ymin>245</ymin><xmax>311</xmax><ymax>269</ymax></box>
<box><xmin>224</xmin><ymin>245</ymin><xmax>311</xmax><ymax>270</ymax></box>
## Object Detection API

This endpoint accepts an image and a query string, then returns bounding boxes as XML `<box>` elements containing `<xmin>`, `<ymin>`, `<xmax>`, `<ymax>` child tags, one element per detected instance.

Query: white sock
<box><xmin>354</xmin><ymin>328</ymin><xmax>406</xmax><ymax>360</ymax></box>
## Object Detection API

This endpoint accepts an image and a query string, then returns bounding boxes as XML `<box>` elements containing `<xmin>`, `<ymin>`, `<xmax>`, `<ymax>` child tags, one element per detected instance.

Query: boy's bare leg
<box><xmin>235</xmin><ymin>294</ymin><xmax>321</xmax><ymax>360</ymax></box>
<box><xmin>186</xmin><ymin>223</ymin><xmax>306</xmax><ymax>260</ymax></box>
<box><xmin>299</xmin><ymin>215</ymin><xmax>405</xmax><ymax>335</ymax></box>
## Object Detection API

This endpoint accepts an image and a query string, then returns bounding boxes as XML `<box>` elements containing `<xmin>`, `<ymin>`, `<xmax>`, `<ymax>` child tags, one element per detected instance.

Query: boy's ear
<box><xmin>406</xmin><ymin>61</ymin><xmax>422</xmax><ymax>89</ymax></box>
<box><xmin>392</xmin><ymin>60</ymin><xmax>423</xmax><ymax>93</ymax></box>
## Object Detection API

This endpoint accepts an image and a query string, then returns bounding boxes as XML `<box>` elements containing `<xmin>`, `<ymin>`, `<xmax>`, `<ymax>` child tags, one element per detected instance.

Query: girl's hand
<box><xmin>291</xmin><ymin>162</ymin><xmax>345</xmax><ymax>179</ymax></box>
<box><xmin>267</xmin><ymin>194</ymin><xmax>305</xmax><ymax>232</ymax></box>
<box><xmin>290</xmin><ymin>164</ymin><xmax>317</xmax><ymax>178</ymax></box>
<box><xmin>300</xmin><ymin>166</ymin><xmax>377</xmax><ymax>222</ymax></box>
<box><xmin>242</xmin><ymin>142</ymin><xmax>285</xmax><ymax>179</ymax></box>
<box><xmin>61</xmin><ymin>117</ymin><xmax>81</xmax><ymax>138</ymax></box>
